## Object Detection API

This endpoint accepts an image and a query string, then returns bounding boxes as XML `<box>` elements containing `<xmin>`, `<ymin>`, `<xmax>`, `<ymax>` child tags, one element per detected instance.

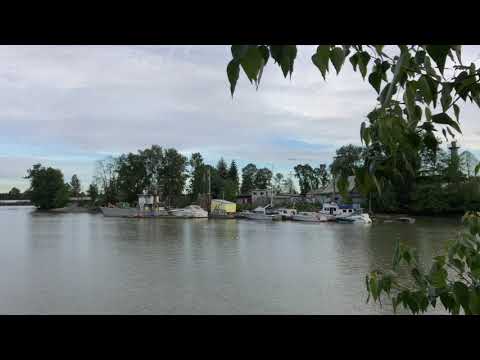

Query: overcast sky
<box><xmin>1</xmin><ymin>45</ymin><xmax>480</xmax><ymax>192</ymax></box>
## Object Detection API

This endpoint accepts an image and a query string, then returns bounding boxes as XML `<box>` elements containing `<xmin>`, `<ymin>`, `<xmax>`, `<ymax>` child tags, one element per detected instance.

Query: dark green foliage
<box><xmin>366</xmin><ymin>211</ymin><xmax>480</xmax><ymax>315</ymax></box>
<box><xmin>188</xmin><ymin>152</ymin><xmax>207</xmax><ymax>202</ymax></box>
<box><xmin>25</xmin><ymin>164</ymin><xmax>70</xmax><ymax>209</ymax></box>
<box><xmin>217</xmin><ymin>158</ymin><xmax>228</xmax><ymax>179</ymax></box>
<box><xmin>161</xmin><ymin>148</ymin><xmax>188</xmax><ymax>206</ymax></box>
<box><xmin>273</xmin><ymin>173</ymin><xmax>284</xmax><ymax>192</ymax></box>
<box><xmin>87</xmin><ymin>183</ymin><xmax>99</xmax><ymax>205</ymax></box>
<box><xmin>293</xmin><ymin>164</ymin><xmax>324</xmax><ymax>194</ymax></box>
<box><xmin>240</xmin><ymin>163</ymin><xmax>257</xmax><ymax>194</ymax></box>
<box><xmin>116</xmin><ymin>153</ymin><xmax>148</xmax><ymax>204</ymax></box>
<box><xmin>70</xmin><ymin>174</ymin><xmax>81</xmax><ymax>197</ymax></box>
<box><xmin>254</xmin><ymin>168</ymin><xmax>273</xmax><ymax>190</ymax></box>
<box><xmin>227</xmin><ymin>160</ymin><xmax>239</xmax><ymax>195</ymax></box>
<box><xmin>8</xmin><ymin>187</ymin><xmax>21</xmax><ymax>199</ymax></box>
<box><xmin>330</xmin><ymin>144</ymin><xmax>365</xmax><ymax>178</ymax></box>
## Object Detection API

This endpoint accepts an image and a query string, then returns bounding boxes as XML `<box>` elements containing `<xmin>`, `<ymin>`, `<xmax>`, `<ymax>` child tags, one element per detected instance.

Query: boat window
<box><xmin>343</xmin><ymin>209</ymin><xmax>346</xmax><ymax>213</ymax></box>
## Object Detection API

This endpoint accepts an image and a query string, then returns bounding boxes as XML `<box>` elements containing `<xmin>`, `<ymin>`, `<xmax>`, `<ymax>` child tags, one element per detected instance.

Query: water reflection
<box><xmin>0</xmin><ymin>207</ymin><xmax>463</xmax><ymax>314</ymax></box>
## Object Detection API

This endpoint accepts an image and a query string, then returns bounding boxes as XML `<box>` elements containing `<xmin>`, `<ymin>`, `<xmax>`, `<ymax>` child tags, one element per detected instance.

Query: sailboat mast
<box><xmin>270</xmin><ymin>163</ymin><xmax>274</xmax><ymax>207</ymax></box>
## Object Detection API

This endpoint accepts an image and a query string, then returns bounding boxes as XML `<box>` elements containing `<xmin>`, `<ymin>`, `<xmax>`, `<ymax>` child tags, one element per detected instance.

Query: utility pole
<box><xmin>208</xmin><ymin>167</ymin><xmax>211</xmax><ymax>211</ymax></box>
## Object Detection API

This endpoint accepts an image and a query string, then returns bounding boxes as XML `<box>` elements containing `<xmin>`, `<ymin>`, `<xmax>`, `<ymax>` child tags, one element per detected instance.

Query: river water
<box><xmin>0</xmin><ymin>206</ymin><xmax>462</xmax><ymax>314</ymax></box>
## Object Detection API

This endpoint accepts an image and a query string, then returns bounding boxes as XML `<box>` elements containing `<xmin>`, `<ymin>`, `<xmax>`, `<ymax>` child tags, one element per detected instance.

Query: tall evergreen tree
<box><xmin>240</xmin><ymin>163</ymin><xmax>257</xmax><ymax>194</ymax></box>
<box><xmin>217</xmin><ymin>158</ymin><xmax>229</xmax><ymax>179</ymax></box>
<box><xmin>188</xmin><ymin>152</ymin><xmax>206</xmax><ymax>200</ymax></box>
<box><xmin>227</xmin><ymin>160</ymin><xmax>239</xmax><ymax>196</ymax></box>
<box><xmin>70</xmin><ymin>174</ymin><xmax>81</xmax><ymax>197</ymax></box>
<box><xmin>227</xmin><ymin>160</ymin><xmax>239</xmax><ymax>183</ymax></box>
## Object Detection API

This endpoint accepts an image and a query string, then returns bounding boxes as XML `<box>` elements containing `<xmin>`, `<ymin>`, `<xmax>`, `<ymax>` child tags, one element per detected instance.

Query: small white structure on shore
<box><xmin>137</xmin><ymin>193</ymin><xmax>159</xmax><ymax>211</ymax></box>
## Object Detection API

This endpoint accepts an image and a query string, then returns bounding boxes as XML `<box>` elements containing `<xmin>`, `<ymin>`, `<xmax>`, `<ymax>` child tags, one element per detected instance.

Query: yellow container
<box><xmin>211</xmin><ymin>199</ymin><xmax>236</xmax><ymax>214</ymax></box>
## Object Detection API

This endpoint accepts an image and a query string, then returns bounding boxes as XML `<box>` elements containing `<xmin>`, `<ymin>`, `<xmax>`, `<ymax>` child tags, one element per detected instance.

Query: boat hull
<box><xmin>292</xmin><ymin>214</ymin><xmax>328</xmax><ymax>222</ymax></box>
<box><xmin>244</xmin><ymin>213</ymin><xmax>282</xmax><ymax>221</ymax></box>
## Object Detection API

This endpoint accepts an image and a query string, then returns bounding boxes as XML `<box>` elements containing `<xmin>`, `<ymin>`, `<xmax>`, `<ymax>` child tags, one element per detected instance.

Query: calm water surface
<box><xmin>0</xmin><ymin>206</ymin><xmax>462</xmax><ymax>314</ymax></box>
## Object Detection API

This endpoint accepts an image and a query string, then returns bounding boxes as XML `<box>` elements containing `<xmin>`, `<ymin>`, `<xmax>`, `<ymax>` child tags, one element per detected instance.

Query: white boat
<box><xmin>169</xmin><ymin>205</ymin><xmax>208</xmax><ymax>218</ymax></box>
<box><xmin>292</xmin><ymin>211</ymin><xmax>329</xmax><ymax>222</ymax></box>
<box><xmin>276</xmin><ymin>208</ymin><xmax>298</xmax><ymax>220</ymax></box>
<box><xmin>320</xmin><ymin>202</ymin><xmax>359</xmax><ymax>220</ymax></box>
<box><xmin>244</xmin><ymin>206</ymin><xmax>282</xmax><ymax>221</ymax></box>
<box><xmin>336</xmin><ymin>213</ymin><xmax>372</xmax><ymax>224</ymax></box>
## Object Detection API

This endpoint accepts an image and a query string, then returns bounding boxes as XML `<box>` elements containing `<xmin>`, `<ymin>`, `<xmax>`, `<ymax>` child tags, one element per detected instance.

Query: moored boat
<box><xmin>275</xmin><ymin>208</ymin><xmax>298</xmax><ymax>220</ymax></box>
<box><xmin>336</xmin><ymin>213</ymin><xmax>372</xmax><ymax>224</ymax></box>
<box><xmin>244</xmin><ymin>206</ymin><xmax>282</xmax><ymax>221</ymax></box>
<box><xmin>170</xmin><ymin>205</ymin><xmax>208</xmax><ymax>218</ymax></box>
<box><xmin>292</xmin><ymin>211</ymin><xmax>329</xmax><ymax>222</ymax></box>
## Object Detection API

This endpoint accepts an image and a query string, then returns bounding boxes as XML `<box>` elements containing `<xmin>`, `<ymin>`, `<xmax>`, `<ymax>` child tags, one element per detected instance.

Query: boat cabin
<box><xmin>276</xmin><ymin>208</ymin><xmax>298</xmax><ymax>217</ymax></box>
<box><xmin>321</xmin><ymin>202</ymin><xmax>361</xmax><ymax>216</ymax></box>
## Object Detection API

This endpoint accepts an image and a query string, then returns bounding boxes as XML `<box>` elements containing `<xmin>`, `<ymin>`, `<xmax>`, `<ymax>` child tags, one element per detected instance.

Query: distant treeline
<box><xmin>15</xmin><ymin>139</ymin><xmax>480</xmax><ymax>214</ymax></box>
<box><xmin>0</xmin><ymin>187</ymin><xmax>30</xmax><ymax>200</ymax></box>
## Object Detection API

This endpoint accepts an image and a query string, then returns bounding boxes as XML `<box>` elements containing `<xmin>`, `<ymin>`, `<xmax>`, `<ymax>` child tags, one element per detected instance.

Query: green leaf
<box><xmin>231</xmin><ymin>45</ymin><xmax>251</xmax><ymax>60</ymax></box>
<box><xmin>424</xmin><ymin>56</ymin><xmax>438</xmax><ymax>79</ymax></box>
<box><xmin>414</xmin><ymin>50</ymin><xmax>426</xmax><ymax>65</ymax></box>
<box><xmin>349</xmin><ymin>52</ymin><xmax>359</xmax><ymax>71</ymax></box>
<box><xmin>469</xmin><ymin>288</ymin><xmax>480</xmax><ymax>314</ymax></box>
<box><xmin>404</xmin><ymin>81</ymin><xmax>416</xmax><ymax>120</ymax></box>
<box><xmin>441</xmin><ymin>83</ymin><xmax>453</xmax><ymax>111</ymax></box>
<box><xmin>428</xmin><ymin>261</ymin><xmax>448</xmax><ymax>287</ymax></box>
<box><xmin>360</xmin><ymin>121</ymin><xmax>367</xmax><ymax>145</ymax></box>
<box><xmin>475</xmin><ymin>163</ymin><xmax>480</xmax><ymax>176</ymax></box>
<box><xmin>453</xmin><ymin>103</ymin><xmax>460</xmax><ymax>122</ymax></box>
<box><xmin>425</xmin><ymin>107</ymin><xmax>432</xmax><ymax>121</ymax></box>
<box><xmin>374</xmin><ymin>45</ymin><xmax>384</xmax><ymax>56</ymax></box>
<box><xmin>379</xmin><ymin>84</ymin><xmax>396</xmax><ymax>106</ymax></box>
<box><xmin>227</xmin><ymin>60</ymin><xmax>240</xmax><ymax>96</ymax></box>
<box><xmin>453</xmin><ymin>282</ymin><xmax>470</xmax><ymax>314</ymax></box>
<box><xmin>369</xmin><ymin>276</ymin><xmax>379</xmax><ymax>301</ymax></box>
<box><xmin>431</xmin><ymin>113</ymin><xmax>462</xmax><ymax>134</ymax></box>
<box><xmin>440</xmin><ymin>292</ymin><xmax>457</xmax><ymax>313</ymax></box>
<box><xmin>451</xmin><ymin>45</ymin><xmax>462</xmax><ymax>64</ymax></box>
<box><xmin>329</xmin><ymin>47</ymin><xmax>345</xmax><ymax>74</ymax></box>
<box><xmin>426</xmin><ymin>45</ymin><xmax>450</xmax><ymax>74</ymax></box>
<box><xmin>358</xmin><ymin>51</ymin><xmax>371</xmax><ymax>79</ymax></box>
<box><xmin>270</xmin><ymin>45</ymin><xmax>297</xmax><ymax>78</ymax></box>
<box><xmin>383</xmin><ymin>51</ymin><xmax>409</xmax><ymax>107</ymax></box>
<box><xmin>450</xmin><ymin>258</ymin><xmax>465</xmax><ymax>273</ymax></box>
<box><xmin>239</xmin><ymin>46</ymin><xmax>264</xmax><ymax>84</ymax></box>
<box><xmin>392</xmin><ymin>239</ymin><xmax>401</xmax><ymax>269</ymax></box>
<box><xmin>258</xmin><ymin>45</ymin><xmax>269</xmax><ymax>65</ymax></box>
<box><xmin>417</xmin><ymin>75</ymin><xmax>433</xmax><ymax>104</ymax></box>
<box><xmin>368</xmin><ymin>72</ymin><xmax>382</xmax><ymax>94</ymax></box>
<box><xmin>312</xmin><ymin>45</ymin><xmax>330</xmax><ymax>80</ymax></box>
